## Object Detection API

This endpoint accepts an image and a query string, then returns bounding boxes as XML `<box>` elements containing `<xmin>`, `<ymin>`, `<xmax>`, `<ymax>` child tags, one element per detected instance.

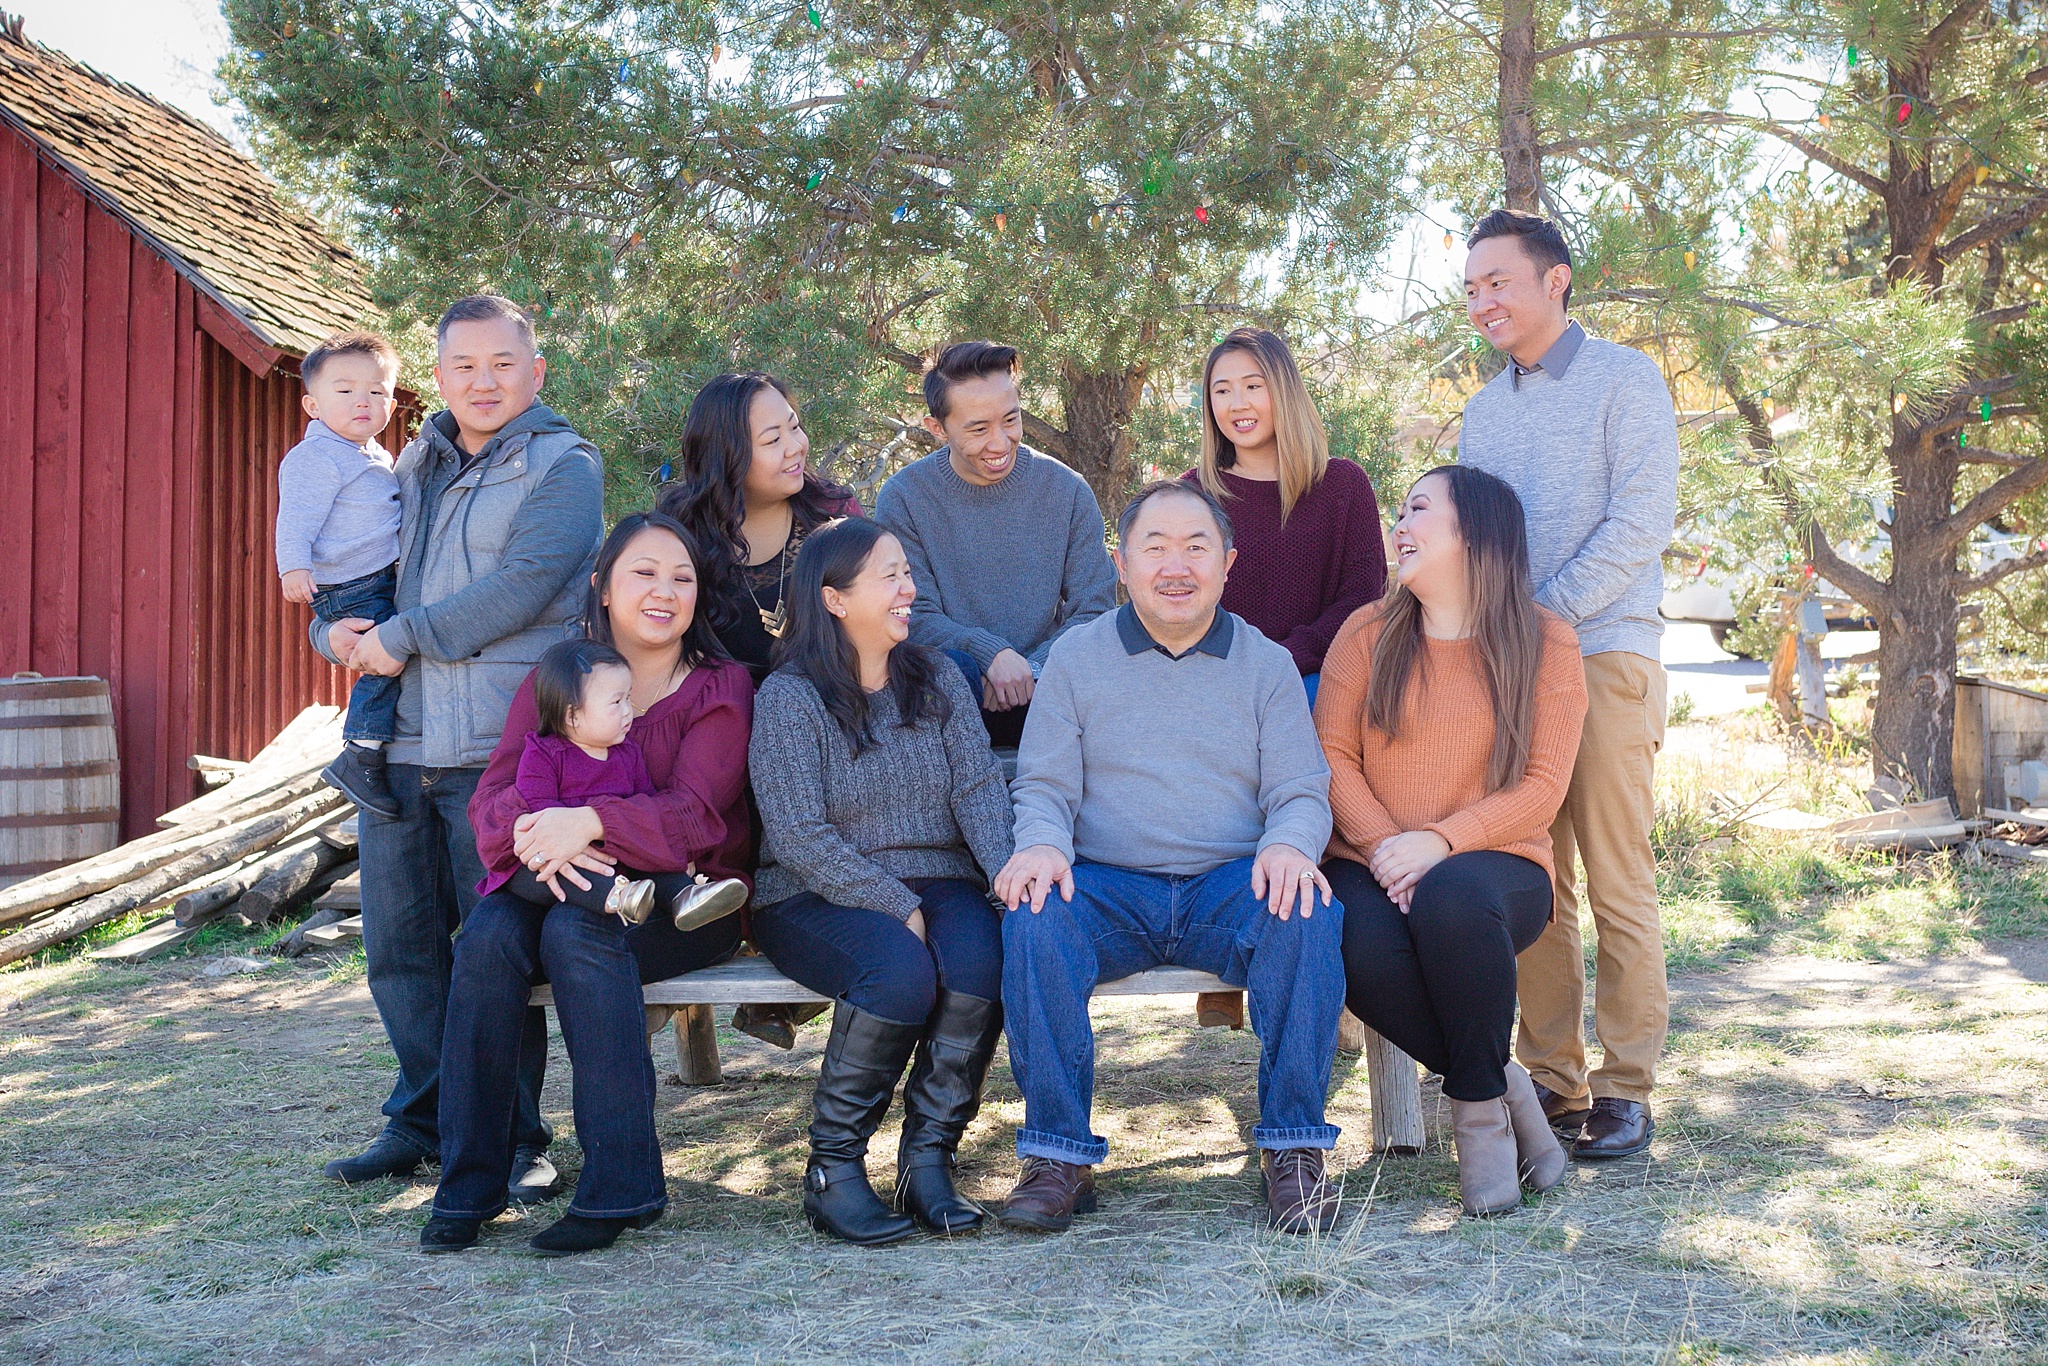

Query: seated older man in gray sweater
<box><xmin>992</xmin><ymin>480</ymin><xmax>1346</xmax><ymax>1237</ymax></box>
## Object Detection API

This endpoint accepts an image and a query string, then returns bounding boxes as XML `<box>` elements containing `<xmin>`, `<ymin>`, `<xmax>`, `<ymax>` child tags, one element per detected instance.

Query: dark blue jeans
<box><xmin>311</xmin><ymin>565</ymin><xmax>399</xmax><ymax>744</ymax></box>
<box><xmin>1002</xmin><ymin>855</ymin><xmax>1346</xmax><ymax>1164</ymax></box>
<box><xmin>751</xmin><ymin>877</ymin><xmax>1003</xmax><ymax>1024</ymax></box>
<box><xmin>356</xmin><ymin>763</ymin><xmax>548</xmax><ymax>1159</ymax></box>
<box><xmin>434</xmin><ymin>890</ymin><xmax>742</xmax><ymax>1221</ymax></box>
<box><xmin>942</xmin><ymin>650</ymin><xmax>1029</xmax><ymax>749</ymax></box>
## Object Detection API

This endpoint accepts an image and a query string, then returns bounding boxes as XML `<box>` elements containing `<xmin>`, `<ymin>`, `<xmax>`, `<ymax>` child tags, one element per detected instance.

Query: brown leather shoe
<box><xmin>1532</xmin><ymin>1079</ymin><xmax>1592</xmax><ymax>1137</ymax></box>
<box><xmin>1572</xmin><ymin>1097</ymin><xmax>1654</xmax><ymax>1159</ymax></box>
<box><xmin>997</xmin><ymin>1156</ymin><xmax>1097</xmax><ymax>1232</ymax></box>
<box><xmin>1261</xmin><ymin>1148</ymin><xmax>1339</xmax><ymax>1234</ymax></box>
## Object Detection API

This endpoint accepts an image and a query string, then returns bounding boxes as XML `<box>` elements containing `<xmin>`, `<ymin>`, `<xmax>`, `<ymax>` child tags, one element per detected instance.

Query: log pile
<box><xmin>0</xmin><ymin>707</ymin><xmax>357</xmax><ymax>967</ymax></box>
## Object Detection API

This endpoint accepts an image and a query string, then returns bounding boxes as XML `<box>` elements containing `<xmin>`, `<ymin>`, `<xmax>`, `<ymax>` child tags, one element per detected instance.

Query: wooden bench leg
<box><xmin>1358</xmin><ymin>1020</ymin><xmax>1425</xmax><ymax>1154</ymax></box>
<box><xmin>1337</xmin><ymin>1008</ymin><xmax>1368</xmax><ymax>1054</ymax></box>
<box><xmin>1195</xmin><ymin>989</ymin><xmax>1245</xmax><ymax>1029</ymax></box>
<box><xmin>674</xmin><ymin>1002</ymin><xmax>723</xmax><ymax>1085</ymax></box>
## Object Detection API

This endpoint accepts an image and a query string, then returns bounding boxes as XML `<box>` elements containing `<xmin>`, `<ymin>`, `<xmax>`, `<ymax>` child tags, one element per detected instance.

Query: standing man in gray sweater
<box><xmin>315</xmin><ymin>295</ymin><xmax>604</xmax><ymax>1194</ymax></box>
<box><xmin>874</xmin><ymin>340</ymin><xmax>1119</xmax><ymax>747</ymax></box>
<box><xmin>993</xmin><ymin>481</ymin><xmax>1344</xmax><ymax>1236</ymax></box>
<box><xmin>1458</xmin><ymin>209</ymin><xmax>1680</xmax><ymax>1160</ymax></box>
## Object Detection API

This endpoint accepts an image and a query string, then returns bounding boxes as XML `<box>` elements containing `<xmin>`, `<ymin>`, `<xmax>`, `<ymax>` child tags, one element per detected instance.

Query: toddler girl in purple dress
<box><xmin>491</xmin><ymin>638</ymin><xmax>745</xmax><ymax>932</ymax></box>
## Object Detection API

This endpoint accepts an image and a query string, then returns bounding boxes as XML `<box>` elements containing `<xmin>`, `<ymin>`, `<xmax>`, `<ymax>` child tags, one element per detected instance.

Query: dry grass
<box><xmin>2</xmin><ymin>705</ymin><xmax>2046</xmax><ymax>1364</ymax></box>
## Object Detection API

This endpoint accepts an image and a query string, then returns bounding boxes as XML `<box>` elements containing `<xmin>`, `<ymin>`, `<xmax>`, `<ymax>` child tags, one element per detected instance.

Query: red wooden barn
<box><xmin>0</xmin><ymin>20</ymin><xmax>413</xmax><ymax>837</ymax></box>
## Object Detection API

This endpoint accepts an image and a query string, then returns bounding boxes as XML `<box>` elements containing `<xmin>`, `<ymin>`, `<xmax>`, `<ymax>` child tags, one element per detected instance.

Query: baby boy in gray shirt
<box><xmin>274</xmin><ymin>332</ymin><xmax>404</xmax><ymax>817</ymax></box>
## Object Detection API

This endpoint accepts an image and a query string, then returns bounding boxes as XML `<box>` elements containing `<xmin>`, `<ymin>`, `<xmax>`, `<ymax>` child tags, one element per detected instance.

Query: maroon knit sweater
<box><xmin>1180</xmin><ymin>460</ymin><xmax>1388</xmax><ymax>675</ymax></box>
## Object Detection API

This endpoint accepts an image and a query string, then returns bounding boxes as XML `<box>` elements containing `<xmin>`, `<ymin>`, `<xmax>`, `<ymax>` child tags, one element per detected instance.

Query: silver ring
<box><xmin>1299</xmin><ymin>870</ymin><xmax>1315</xmax><ymax>881</ymax></box>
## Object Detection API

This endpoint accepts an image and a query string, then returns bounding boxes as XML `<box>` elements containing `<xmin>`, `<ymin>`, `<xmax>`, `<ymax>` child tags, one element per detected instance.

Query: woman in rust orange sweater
<box><xmin>1314</xmin><ymin>465</ymin><xmax>1587</xmax><ymax>1217</ymax></box>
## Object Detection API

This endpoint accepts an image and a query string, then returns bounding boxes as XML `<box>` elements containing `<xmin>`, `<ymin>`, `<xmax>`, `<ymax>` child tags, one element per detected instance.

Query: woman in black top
<box><xmin>656</xmin><ymin>372</ymin><xmax>860</xmax><ymax>682</ymax></box>
<box><xmin>656</xmin><ymin>372</ymin><xmax>860</xmax><ymax>1049</ymax></box>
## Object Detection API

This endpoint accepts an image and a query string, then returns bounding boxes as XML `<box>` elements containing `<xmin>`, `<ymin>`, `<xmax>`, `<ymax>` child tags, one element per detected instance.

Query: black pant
<box><xmin>505</xmin><ymin>864</ymin><xmax>695</xmax><ymax>920</ymax></box>
<box><xmin>1324</xmin><ymin>852</ymin><xmax>1552</xmax><ymax>1102</ymax></box>
<box><xmin>750</xmin><ymin>878</ymin><xmax>1002</xmax><ymax>1024</ymax></box>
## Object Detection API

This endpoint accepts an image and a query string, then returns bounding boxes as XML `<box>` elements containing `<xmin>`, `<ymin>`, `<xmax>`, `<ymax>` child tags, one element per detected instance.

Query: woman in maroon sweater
<box><xmin>425</xmin><ymin>512</ymin><xmax>754</xmax><ymax>1258</ymax></box>
<box><xmin>1182</xmin><ymin>327</ymin><xmax>1387</xmax><ymax>701</ymax></box>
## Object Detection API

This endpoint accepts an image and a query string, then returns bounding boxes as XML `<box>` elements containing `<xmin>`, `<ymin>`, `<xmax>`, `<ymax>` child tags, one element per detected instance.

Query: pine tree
<box><xmin>221</xmin><ymin>1</ymin><xmax>1427</xmax><ymax>515</ymax></box>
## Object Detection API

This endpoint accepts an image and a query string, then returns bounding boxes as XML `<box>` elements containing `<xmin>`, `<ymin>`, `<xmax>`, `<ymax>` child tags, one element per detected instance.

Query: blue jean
<box><xmin>943</xmin><ymin>649</ymin><xmax>1028</xmax><ymax>749</ymax></box>
<box><xmin>751</xmin><ymin>877</ymin><xmax>1003</xmax><ymax>1023</ymax></box>
<box><xmin>311</xmin><ymin>565</ymin><xmax>399</xmax><ymax>744</ymax></box>
<box><xmin>435</xmin><ymin>890</ymin><xmax>742</xmax><ymax>1220</ymax></box>
<box><xmin>1002</xmin><ymin>856</ymin><xmax>1345</xmax><ymax>1164</ymax></box>
<box><xmin>356</xmin><ymin>763</ymin><xmax>548</xmax><ymax>1159</ymax></box>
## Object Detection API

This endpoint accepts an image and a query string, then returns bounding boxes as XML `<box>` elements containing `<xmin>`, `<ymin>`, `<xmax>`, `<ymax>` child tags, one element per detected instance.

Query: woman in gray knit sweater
<box><xmin>748</xmin><ymin>516</ymin><xmax>1014</xmax><ymax>1246</ymax></box>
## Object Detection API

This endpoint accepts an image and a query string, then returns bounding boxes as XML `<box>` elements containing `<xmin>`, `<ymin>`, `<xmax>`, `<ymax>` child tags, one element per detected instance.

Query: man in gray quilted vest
<box><xmin>314</xmin><ymin>295</ymin><xmax>603</xmax><ymax>1195</ymax></box>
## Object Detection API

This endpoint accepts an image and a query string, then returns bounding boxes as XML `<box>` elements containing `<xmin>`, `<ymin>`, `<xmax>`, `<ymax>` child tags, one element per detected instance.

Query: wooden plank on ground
<box><xmin>313</xmin><ymin>870</ymin><xmax>360</xmax><ymax>910</ymax></box>
<box><xmin>301</xmin><ymin>914</ymin><xmax>361</xmax><ymax>947</ymax></box>
<box><xmin>87</xmin><ymin>915</ymin><xmax>204</xmax><ymax>962</ymax></box>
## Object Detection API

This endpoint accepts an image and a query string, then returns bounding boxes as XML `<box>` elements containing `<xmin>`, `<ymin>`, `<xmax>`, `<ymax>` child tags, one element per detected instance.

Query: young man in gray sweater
<box><xmin>1458</xmin><ymin>209</ymin><xmax>1680</xmax><ymax>1160</ymax></box>
<box><xmin>314</xmin><ymin>295</ymin><xmax>604</xmax><ymax>1196</ymax></box>
<box><xmin>874</xmin><ymin>340</ymin><xmax>1118</xmax><ymax>746</ymax></box>
<box><xmin>993</xmin><ymin>481</ymin><xmax>1345</xmax><ymax>1236</ymax></box>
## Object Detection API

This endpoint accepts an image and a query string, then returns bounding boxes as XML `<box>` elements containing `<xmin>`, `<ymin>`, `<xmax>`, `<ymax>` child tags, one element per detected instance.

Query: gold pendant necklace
<box><xmin>746</xmin><ymin>528</ymin><xmax>796</xmax><ymax>640</ymax></box>
<box><xmin>759</xmin><ymin>597</ymin><xmax>789</xmax><ymax>640</ymax></box>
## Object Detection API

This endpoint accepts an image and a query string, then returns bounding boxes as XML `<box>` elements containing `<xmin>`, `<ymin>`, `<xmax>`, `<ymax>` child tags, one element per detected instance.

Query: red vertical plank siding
<box><xmin>4</xmin><ymin>134</ymin><xmax>360</xmax><ymax>830</ymax></box>
<box><xmin>119</xmin><ymin>242</ymin><xmax>177</xmax><ymax>838</ymax></box>
<box><xmin>77</xmin><ymin>206</ymin><xmax>131</xmax><ymax>697</ymax></box>
<box><xmin>161</xmin><ymin>283</ymin><xmax>200</xmax><ymax>827</ymax></box>
<box><xmin>0</xmin><ymin>133</ymin><xmax>36</xmax><ymax>670</ymax></box>
<box><xmin>31</xmin><ymin>160</ymin><xmax>83</xmax><ymax>675</ymax></box>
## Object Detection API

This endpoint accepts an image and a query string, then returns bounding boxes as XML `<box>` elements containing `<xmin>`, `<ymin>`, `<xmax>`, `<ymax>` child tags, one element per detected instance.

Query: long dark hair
<box><xmin>772</xmin><ymin>517</ymin><xmax>951</xmax><ymax>756</ymax></box>
<box><xmin>582</xmin><ymin>511</ymin><xmax>731</xmax><ymax>671</ymax></box>
<box><xmin>654</xmin><ymin>372</ymin><xmax>854</xmax><ymax>634</ymax></box>
<box><xmin>532</xmin><ymin>638</ymin><xmax>630</xmax><ymax>739</ymax></box>
<box><xmin>1367</xmin><ymin>465</ymin><xmax>1544</xmax><ymax>793</ymax></box>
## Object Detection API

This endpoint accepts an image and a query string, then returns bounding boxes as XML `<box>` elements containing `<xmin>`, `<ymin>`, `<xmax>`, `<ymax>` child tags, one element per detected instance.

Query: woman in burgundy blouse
<box><xmin>1181</xmin><ymin>327</ymin><xmax>1387</xmax><ymax>702</ymax></box>
<box><xmin>425</xmin><ymin>511</ymin><xmax>754</xmax><ymax>1258</ymax></box>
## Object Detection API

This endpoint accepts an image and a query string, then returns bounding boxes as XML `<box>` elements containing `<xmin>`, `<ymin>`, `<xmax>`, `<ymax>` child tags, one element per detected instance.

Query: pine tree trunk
<box><xmin>1869</xmin><ymin>423</ymin><xmax>1961</xmax><ymax>797</ymax></box>
<box><xmin>1498</xmin><ymin>0</ymin><xmax>1540</xmax><ymax>212</ymax></box>
<box><xmin>1055</xmin><ymin>363</ymin><xmax>1149</xmax><ymax>522</ymax></box>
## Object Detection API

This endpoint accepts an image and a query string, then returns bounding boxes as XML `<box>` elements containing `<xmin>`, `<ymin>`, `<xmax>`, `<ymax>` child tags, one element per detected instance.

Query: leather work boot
<box><xmin>1260</xmin><ymin>1148</ymin><xmax>1339</xmax><ymax>1234</ymax></box>
<box><xmin>996</xmin><ymin>1157</ymin><xmax>1098</xmax><ymax>1233</ymax></box>
<box><xmin>1532</xmin><ymin>1078</ymin><xmax>1592</xmax><ymax>1138</ymax></box>
<box><xmin>1500</xmin><ymin>1063</ymin><xmax>1568</xmax><ymax>1193</ymax></box>
<box><xmin>323</xmin><ymin>1133</ymin><xmax>426</xmax><ymax>1185</ymax></box>
<box><xmin>895</xmin><ymin>991</ymin><xmax>1004</xmax><ymax>1235</ymax></box>
<box><xmin>1448</xmin><ymin>1096</ymin><xmax>1523</xmax><ymax>1216</ymax></box>
<box><xmin>1573</xmin><ymin>1097</ymin><xmax>1655</xmax><ymax>1160</ymax></box>
<box><xmin>801</xmin><ymin>1003</ymin><xmax>921</xmax><ymax>1246</ymax></box>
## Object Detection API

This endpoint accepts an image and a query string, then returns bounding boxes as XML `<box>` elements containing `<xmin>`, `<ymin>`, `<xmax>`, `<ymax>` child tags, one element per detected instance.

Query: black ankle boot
<box><xmin>895</xmin><ymin>990</ymin><xmax>1004</xmax><ymax>1234</ymax></box>
<box><xmin>803</xmin><ymin>1003</ymin><xmax>921</xmax><ymax>1247</ymax></box>
<box><xmin>528</xmin><ymin>1208</ymin><xmax>662</xmax><ymax>1257</ymax></box>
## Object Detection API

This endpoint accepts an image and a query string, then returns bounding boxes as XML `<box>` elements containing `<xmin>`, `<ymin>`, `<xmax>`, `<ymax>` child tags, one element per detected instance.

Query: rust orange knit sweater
<box><xmin>1314</xmin><ymin>604</ymin><xmax>1587</xmax><ymax>883</ymax></box>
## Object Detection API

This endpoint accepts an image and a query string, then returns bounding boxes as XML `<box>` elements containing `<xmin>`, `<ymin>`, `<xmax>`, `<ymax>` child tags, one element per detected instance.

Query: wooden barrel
<box><xmin>0</xmin><ymin>674</ymin><xmax>120</xmax><ymax>884</ymax></box>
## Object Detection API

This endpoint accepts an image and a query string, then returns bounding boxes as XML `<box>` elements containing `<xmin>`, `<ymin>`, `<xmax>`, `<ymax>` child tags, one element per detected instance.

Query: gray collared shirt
<box><xmin>1509</xmin><ymin>319</ymin><xmax>1586</xmax><ymax>390</ymax></box>
<box><xmin>1114</xmin><ymin>601</ymin><xmax>1235</xmax><ymax>660</ymax></box>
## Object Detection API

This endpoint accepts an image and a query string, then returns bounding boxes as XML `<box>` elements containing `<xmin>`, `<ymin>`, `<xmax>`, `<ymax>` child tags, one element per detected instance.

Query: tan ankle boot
<box><xmin>1449</xmin><ymin>1096</ymin><xmax>1522</xmax><ymax>1216</ymax></box>
<box><xmin>1502</xmin><ymin>1062</ymin><xmax>1568</xmax><ymax>1193</ymax></box>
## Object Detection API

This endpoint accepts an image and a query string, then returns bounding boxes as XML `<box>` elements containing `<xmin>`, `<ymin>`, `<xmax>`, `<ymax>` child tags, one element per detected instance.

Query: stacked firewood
<box><xmin>0</xmin><ymin>707</ymin><xmax>357</xmax><ymax>967</ymax></box>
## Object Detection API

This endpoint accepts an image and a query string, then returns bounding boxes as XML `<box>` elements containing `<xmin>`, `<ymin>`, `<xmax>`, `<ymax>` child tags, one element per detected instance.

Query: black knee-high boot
<box><xmin>895</xmin><ymin>990</ymin><xmax>1004</xmax><ymax>1234</ymax></box>
<box><xmin>803</xmin><ymin>1002</ymin><xmax>922</xmax><ymax>1246</ymax></box>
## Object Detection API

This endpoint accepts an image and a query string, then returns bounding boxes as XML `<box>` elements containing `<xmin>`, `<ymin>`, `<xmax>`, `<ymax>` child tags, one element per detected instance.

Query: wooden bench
<box><xmin>531</xmin><ymin>954</ymin><xmax>1427</xmax><ymax>1154</ymax></box>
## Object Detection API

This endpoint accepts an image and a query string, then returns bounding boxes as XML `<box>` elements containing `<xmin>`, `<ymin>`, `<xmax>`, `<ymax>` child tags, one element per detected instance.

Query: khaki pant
<box><xmin>1516</xmin><ymin>650</ymin><xmax>1668</xmax><ymax>1103</ymax></box>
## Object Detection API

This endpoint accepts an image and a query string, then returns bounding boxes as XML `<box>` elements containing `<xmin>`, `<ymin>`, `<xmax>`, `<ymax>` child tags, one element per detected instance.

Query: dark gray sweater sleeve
<box><xmin>749</xmin><ymin>677</ymin><xmax>923</xmax><ymax>920</ymax></box>
<box><xmin>936</xmin><ymin>664</ymin><xmax>1015</xmax><ymax>881</ymax></box>
<box><xmin>1028</xmin><ymin>480</ymin><xmax>1119</xmax><ymax>669</ymax></box>
<box><xmin>877</xmin><ymin>473</ymin><xmax>1014</xmax><ymax>668</ymax></box>
<box><xmin>379</xmin><ymin>446</ymin><xmax>603</xmax><ymax>663</ymax></box>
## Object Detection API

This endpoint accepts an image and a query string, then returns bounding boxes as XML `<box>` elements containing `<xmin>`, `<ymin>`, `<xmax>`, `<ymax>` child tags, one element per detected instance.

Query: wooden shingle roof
<box><xmin>0</xmin><ymin>18</ymin><xmax>375</xmax><ymax>362</ymax></box>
